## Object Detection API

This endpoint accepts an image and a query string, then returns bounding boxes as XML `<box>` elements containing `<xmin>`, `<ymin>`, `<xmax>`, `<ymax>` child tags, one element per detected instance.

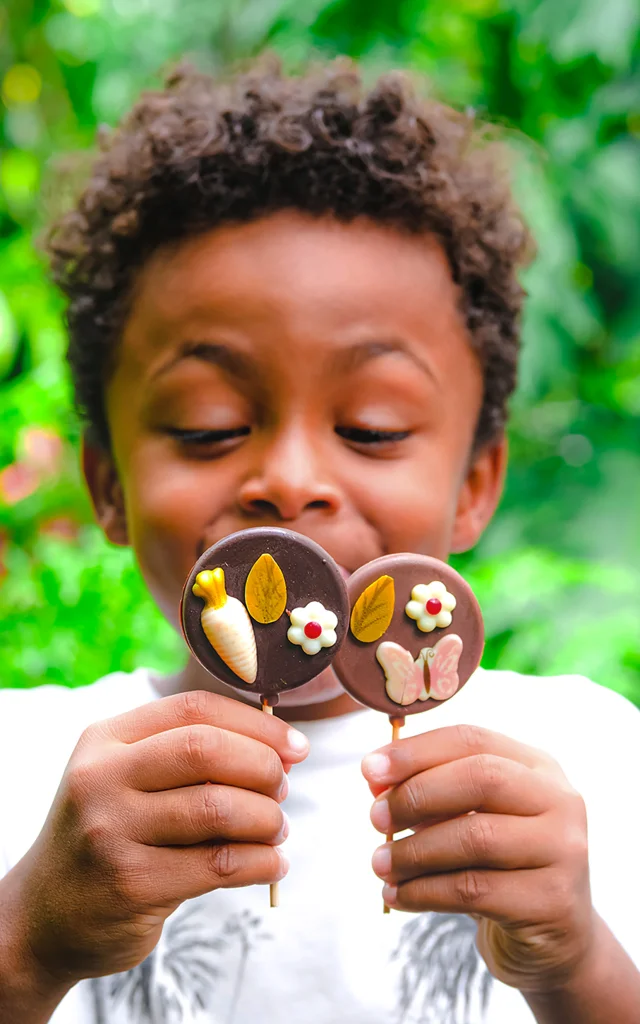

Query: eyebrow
<box><xmin>151</xmin><ymin>337</ymin><xmax>437</xmax><ymax>385</ymax></box>
<box><xmin>331</xmin><ymin>338</ymin><xmax>438</xmax><ymax>383</ymax></box>
<box><xmin>150</xmin><ymin>340</ymin><xmax>257</xmax><ymax>383</ymax></box>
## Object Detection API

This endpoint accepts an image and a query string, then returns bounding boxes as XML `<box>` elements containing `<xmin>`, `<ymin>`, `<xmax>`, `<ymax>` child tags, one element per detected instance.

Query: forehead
<box><xmin>122</xmin><ymin>211</ymin><xmax>469</xmax><ymax>369</ymax></box>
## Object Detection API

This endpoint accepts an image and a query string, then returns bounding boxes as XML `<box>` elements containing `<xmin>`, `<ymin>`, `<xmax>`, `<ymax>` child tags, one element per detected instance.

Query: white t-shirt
<box><xmin>1</xmin><ymin>667</ymin><xmax>639</xmax><ymax>1024</ymax></box>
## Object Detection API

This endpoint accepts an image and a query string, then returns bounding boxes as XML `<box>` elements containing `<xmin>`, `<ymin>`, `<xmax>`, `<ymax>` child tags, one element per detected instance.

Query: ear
<box><xmin>450</xmin><ymin>435</ymin><xmax>507</xmax><ymax>554</ymax></box>
<box><xmin>81</xmin><ymin>436</ymin><xmax>130</xmax><ymax>547</ymax></box>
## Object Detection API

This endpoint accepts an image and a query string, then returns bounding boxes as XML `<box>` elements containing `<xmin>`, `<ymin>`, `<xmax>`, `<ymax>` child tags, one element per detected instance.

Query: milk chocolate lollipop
<box><xmin>181</xmin><ymin>527</ymin><xmax>349</xmax><ymax>905</ymax></box>
<box><xmin>333</xmin><ymin>553</ymin><xmax>483</xmax><ymax>911</ymax></box>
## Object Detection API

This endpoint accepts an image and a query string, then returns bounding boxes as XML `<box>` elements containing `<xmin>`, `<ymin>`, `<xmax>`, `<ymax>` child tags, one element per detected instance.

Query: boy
<box><xmin>1</xmin><ymin>57</ymin><xmax>639</xmax><ymax>1024</ymax></box>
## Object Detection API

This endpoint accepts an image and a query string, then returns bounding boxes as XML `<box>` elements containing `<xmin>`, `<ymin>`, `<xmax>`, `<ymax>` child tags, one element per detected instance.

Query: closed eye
<box><xmin>335</xmin><ymin>426</ymin><xmax>411</xmax><ymax>445</ymax></box>
<box><xmin>167</xmin><ymin>426</ymin><xmax>251</xmax><ymax>445</ymax></box>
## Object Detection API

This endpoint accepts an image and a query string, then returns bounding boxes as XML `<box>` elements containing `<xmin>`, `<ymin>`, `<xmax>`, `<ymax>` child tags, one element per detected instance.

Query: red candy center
<box><xmin>304</xmin><ymin>621</ymin><xmax>323</xmax><ymax>639</ymax></box>
<box><xmin>426</xmin><ymin>598</ymin><xmax>443</xmax><ymax>616</ymax></box>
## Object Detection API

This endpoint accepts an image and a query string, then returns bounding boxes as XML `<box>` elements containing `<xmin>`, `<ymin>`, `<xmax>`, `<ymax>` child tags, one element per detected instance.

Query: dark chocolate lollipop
<box><xmin>181</xmin><ymin>527</ymin><xmax>349</xmax><ymax>908</ymax></box>
<box><xmin>180</xmin><ymin>528</ymin><xmax>350</xmax><ymax>704</ymax></box>
<box><xmin>333</xmin><ymin>553</ymin><xmax>483</xmax><ymax>720</ymax></box>
<box><xmin>181</xmin><ymin>527</ymin><xmax>349</xmax><ymax>706</ymax></box>
<box><xmin>333</xmin><ymin>553</ymin><xmax>483</xmax><ymax>913</ymax></box>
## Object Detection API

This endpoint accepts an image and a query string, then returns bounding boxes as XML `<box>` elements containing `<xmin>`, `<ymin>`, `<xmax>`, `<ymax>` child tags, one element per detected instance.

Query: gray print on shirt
<box><xmin>393</xmin><ymin>913</ymin><xmax>492</xmax><ymax>1024</ymax></box>
<box><xmin>89</xmin><ymin>906</ymin><xmax>491</xmax><ymax>1023</ymax></box>
<box><xmin>89</xmin><ymin>904</ymin><xmax>271</xmax><ymax>1024</ymax></box>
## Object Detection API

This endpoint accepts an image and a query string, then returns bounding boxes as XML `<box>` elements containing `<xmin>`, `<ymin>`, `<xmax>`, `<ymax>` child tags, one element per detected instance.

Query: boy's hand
<box><xmin>363</xmin><ymin>724</ymin><xmax>593</xmax><ymax>993</ymax></box>
<box><xmin>9</xmin><ymin>690</ymin><xmax>308</xmax><ymax>983</ymax></box>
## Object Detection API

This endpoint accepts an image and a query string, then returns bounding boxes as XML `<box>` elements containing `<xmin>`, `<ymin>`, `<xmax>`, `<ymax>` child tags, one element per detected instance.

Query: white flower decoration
<box><xmin>405</xmin><ymin>580</ymin><xmax>456</xmax><ymax>633</ymax></box>
<box><xmin>287</xmin><ymin>601</ymin><xmax>338</xmax><ymax>655</ymax></box>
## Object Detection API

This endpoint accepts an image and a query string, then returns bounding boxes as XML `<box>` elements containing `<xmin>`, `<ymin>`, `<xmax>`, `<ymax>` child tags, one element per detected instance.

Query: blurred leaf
<box><xmin>0</xmin><ymin>0</ymin><xmax>638</xmax><ymax>704</ymax></box>
<box><xmin>0</xmin><ymin>150</ymin><xmax>40</xmax><ymax>217</ymax></box>
<box><xmin>0</xmin><ymin>291</ymin><xmax>18</xmax><ymax>379</ymax></box>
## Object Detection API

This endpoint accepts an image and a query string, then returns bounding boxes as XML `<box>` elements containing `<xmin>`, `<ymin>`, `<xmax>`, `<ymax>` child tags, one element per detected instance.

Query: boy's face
<box><xmin>85</xmin><ymin>211</ymin><xmax>505</xmax><ymax>709</ymax></box>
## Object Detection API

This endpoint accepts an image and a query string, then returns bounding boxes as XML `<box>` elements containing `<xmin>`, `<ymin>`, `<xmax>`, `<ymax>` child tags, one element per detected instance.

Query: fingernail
<box><xmin>276</xmin><ymin>847</ymin><xmax>290</xmax><ymax>878</ymax></box>
<box><xmin>275</xmin><ymin>812</ymin><xmax>290</xmax><ymax>844</ymax></box>
<box><xmin>372</xmin><ymin>844</ymin><xmax>392</xmax><ymax>878</ymax></box>
<box><xmin>362</xmin><ymin>752</ymin><xmax>391</xmax><ymax>782</ymax></box>
<box><xmin>287</xmin><ymin>729</ymin><xmax>309</xmax><ymax>756</ymax></box>
<box><xmin>370</xmin><ymin>797</ymin><xmax>391</xmax><ymax>833</ymax></box>
<box><xmin>279</xmin><ymin>775</ymin><xmax>289</xmax><ymax>800</ymax></box>
<box><xmin>382</xmin><ymin>883</ymin><xmax>398</xmax><ymax>907</ymax></box>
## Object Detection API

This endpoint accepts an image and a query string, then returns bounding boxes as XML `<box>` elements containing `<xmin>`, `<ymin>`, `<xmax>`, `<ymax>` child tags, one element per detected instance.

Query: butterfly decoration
<box><xmin>376</xmin><ymin>634</ymin><xmax>464</xmax><ymax>706</ymax></box>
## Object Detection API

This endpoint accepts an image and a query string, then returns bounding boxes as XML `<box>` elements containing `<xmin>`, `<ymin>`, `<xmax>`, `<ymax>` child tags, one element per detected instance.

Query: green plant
<box><xmin>1</xmin><ymin>0</ymin><xmax>638</xmax><ymax>700</ymax></box>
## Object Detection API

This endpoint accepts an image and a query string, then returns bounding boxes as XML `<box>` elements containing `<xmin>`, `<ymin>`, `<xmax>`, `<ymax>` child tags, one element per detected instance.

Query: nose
<box><xmin>237</xmin><ymin>427</ymin><xmax>343</xmax><ymax>522</ymax></box>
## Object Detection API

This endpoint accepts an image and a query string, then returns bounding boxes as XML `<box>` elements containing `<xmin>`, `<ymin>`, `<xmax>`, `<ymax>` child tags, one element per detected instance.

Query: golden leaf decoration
<box><xmin>350</xmin><ymin>575</ymin><xmax>395</xmax><ymax>642</ymax></box>
<box><xmin>245</xmin><ymin>553</ymin><xmax>287</xmax><ymax>624</ymax></box>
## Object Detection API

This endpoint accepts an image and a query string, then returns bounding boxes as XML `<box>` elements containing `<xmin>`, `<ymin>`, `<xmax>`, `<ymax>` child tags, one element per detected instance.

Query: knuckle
<box><xmin>194</xmin><ymin>785</ymin><xmax>232</xmax><ymax>836</ymax></box>
<box><xmin>400</xmin><ymin>777</ymin><xmax>426</xmax><ymax>822</ymax></box>
<box><xmin>560</xmin><ymin>822</ymin><xmax>589</xmax><ymax>864</ymax></box>
<box><xmin>453</xmin><ymin>869</ymin><xmax>490</xmax><ymax>907</ymax></box>
<box><xmin>178</xmin><ymin>689</ymin><xmax>216</xmax><ymax>725</ymax></box>
<box><xmin>184</xmin><ymin>727</ymin><xmax>208</xmax><ymax>771</ymax></box>
<box><xmin>468</xmin><ymin>754</ymin><xmax>505</xmax><ymax>800</ymax></box>
<box><xmin>402</xmin><ymin>836</ymin><xmax>424</xmax><ymax>874</ymax></box>
<box><xmin>65</xmin><ymin>757</ymin><xmax>100</xmax><ymax>807</ymax></box>
<box><xmin>459</xmin><ymin>814</ymin><xmax>495</xmax><ymax>862</ymax></box>
<box><xmin>82</xmin><ymin>814</ymin><xmax>114</xmax><ymax>860</ymax></box>
<box><xmin>75</xmin><ymin>723</ymin><xmax>99</xmax><ymax>750</ymax></box>
<box><xmin>183</xmin><ymin>726</ymin><xmax>222</xmax><ymax>775</ymax></box>
<box><xmin>455</xmin><ymin>723</ymin><xmax>486</xmax><ymax>756</ymax></box>
<box><xmin>207</xmin><ymin>843</ymin><xmax>238</xmax><ymax>883</ymax></box>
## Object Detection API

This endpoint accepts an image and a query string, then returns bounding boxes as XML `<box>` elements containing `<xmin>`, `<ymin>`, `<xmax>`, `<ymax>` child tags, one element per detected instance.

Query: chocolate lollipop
<box><xmin>180</xmin><ymin>527</ymin><xmax>349</xmax><ymax>905</ymax></box>
<box><xmin>332</xmin><ymin>553</ymin><xmax>483</xmax><ymax>911</ymax></box>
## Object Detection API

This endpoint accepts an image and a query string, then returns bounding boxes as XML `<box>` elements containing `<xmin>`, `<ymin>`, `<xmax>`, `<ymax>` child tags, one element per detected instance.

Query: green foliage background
<box><xmin>1</xmin><ymin>0</ymin><xmax>639</xmax><ymax>700</ymax></box>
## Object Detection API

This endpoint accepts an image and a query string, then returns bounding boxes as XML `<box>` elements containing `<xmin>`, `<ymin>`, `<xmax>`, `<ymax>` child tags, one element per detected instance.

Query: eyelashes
<box><xmin>334</xmin><ymin>426</ymin><xmax>412</xmax><ymax>445</ymax></box>
<box><xmin>168</xmin><ymin>427</ymin><xmax>251</xmax><ymax>445</ymax></box>
<box><xmin>168</xmin><ymin>425</ymin><xmax>411</xmax><ymax>449</ymax></box>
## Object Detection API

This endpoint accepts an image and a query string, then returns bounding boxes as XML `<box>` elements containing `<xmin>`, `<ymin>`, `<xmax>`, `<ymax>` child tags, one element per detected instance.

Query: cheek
<box><xmin>121</xmin><ymin>452</ymin><xmax>233</xmax><ymax>622</ymax></box>
<box><xmin>344</xmin><ymin>452</ymin><xmax>461</xmax><ymax>560</ymax></box>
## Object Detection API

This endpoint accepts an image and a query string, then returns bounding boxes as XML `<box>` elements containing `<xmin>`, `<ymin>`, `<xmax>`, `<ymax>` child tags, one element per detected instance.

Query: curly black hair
<box><xmin>46</xmin><ymin>56</ymin><xmax>533</xmax><ymax>451</ymax></box>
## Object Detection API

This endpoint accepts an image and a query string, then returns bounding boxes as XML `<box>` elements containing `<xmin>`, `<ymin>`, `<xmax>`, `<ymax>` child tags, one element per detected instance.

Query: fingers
<box><xmin>147</xmin><ymin>842</ymin><xmax>289</xmax><ymax>902</ymax></box>
<box><xmin>120</xmin><ymin>725</ymin><xmax>287</xmax><ymax>799</ymax></box>
<box><xmin>371</xmin><ymin>755</ymin><xmax>551</xmax><ymax>834</ymax></box>
<box><xmin>93</xmin><ymin>690</ymin><xmax>309</xmax><ymax>763</ymax></box>
<box><xmin>381</xmin><ymin>865</ymin><xmax>562</xmax><ymax>919</ymax></box>
<box><xmin>373</xmin><ymin>813</ymin><xmax>555</xmax><ymax>884</ymax></box>
<box><xmin>362</xmin><ymin>724</ymin><xmax>560</xmax><ymax>794</ymax></box>
<box><xmin>133</xmin><ymin>785</ymin><xmax>287</xmax><ymax>847</ymax></box>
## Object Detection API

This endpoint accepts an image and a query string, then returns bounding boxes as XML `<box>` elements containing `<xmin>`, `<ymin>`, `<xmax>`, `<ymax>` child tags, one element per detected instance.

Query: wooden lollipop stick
<box><xmin>383</xmin><ymin>716</ymin><xmax>403</xmax><ymax>913</ymax></box>
<box><xmin>262</xmin><ymin>698</ymin><xmax>279</xmax><ymax>908</ymax></box>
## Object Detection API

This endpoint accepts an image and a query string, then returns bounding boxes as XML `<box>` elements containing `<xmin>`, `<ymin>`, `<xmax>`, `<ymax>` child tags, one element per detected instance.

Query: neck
<box><xmin>151</xmin><ymin>657</ymin><xmax>364</xmax><ymax>722</ymax></box>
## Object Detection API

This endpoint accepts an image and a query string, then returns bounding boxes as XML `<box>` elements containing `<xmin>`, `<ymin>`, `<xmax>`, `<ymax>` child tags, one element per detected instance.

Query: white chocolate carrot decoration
<box><xmin>193</xmin><ymin>568</ymin><xmax>258</xmax><ymax>684</ymax></box>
